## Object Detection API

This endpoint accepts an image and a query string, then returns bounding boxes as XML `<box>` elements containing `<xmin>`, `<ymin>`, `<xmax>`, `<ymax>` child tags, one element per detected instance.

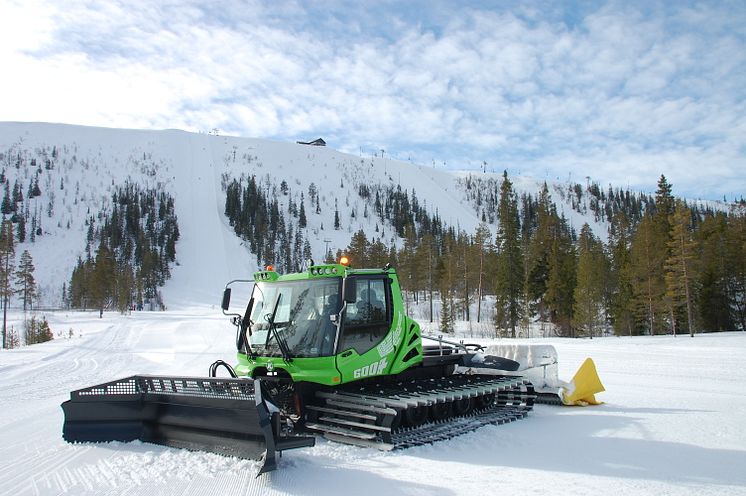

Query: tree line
<box><xmin>66</xmin><ymin>182</ymin><xmax>180</xmax><ymax>316</ymax></box>
<box><xmin>221</xmin><ymin>169</ymin><xmax>743</xmax><ymax>337</ymax></box>
<box><xmin>342</xmin><ymin>173</ymin><xmax>745</xmax><ymax>337</ymax></box>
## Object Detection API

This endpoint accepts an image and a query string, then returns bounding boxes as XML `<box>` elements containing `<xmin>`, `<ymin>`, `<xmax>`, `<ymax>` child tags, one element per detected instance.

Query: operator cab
<box><xmin>245</xmin><ymin>272</ymin><xmax>393</xmax><ymax>358</ymax></box>
<box><xmin>223</xmin><ymin>264</ymin><xmax>394</xmax><ymax>360</ymax></box>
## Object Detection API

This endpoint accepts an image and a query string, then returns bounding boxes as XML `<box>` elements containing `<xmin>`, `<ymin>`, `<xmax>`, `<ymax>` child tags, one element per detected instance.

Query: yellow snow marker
<box><xmin>561</xmin><ymin>358</ymin><xmax>605</xmax><ymax>406</ymax></box>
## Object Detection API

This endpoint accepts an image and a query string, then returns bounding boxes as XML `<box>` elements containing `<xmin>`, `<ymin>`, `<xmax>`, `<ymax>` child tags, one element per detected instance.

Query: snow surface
<box><xmin>1</xmin><ymin>309</ymin><xmax>745</xmax><ymax>496</ymax></box>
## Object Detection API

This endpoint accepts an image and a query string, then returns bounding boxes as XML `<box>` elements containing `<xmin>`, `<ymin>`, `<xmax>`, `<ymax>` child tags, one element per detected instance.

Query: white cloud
<box><xmin>0</xmin><ymin>0</ymin><xmax>744</xmax><ymax>198</ymax></box>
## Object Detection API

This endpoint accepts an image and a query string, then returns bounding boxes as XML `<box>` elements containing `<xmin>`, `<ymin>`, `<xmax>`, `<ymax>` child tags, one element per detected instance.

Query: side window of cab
<box><xmin>339</xmin><ymin>277</ymin><xmax>391</xmax><ymax>355</ymax></box>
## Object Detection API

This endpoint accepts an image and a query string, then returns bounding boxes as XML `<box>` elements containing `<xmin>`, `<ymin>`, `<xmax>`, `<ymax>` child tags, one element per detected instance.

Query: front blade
<box><xmin>61</xmin><ymin>375</ymin><xmax>314</xmax><ymax>473</ymax></box>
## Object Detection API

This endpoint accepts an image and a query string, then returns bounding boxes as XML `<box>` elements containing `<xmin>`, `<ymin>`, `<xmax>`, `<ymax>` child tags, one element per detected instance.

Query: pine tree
<box><xmin>697</xmin><ymin>213</ymin><xmax>732</xmax><ymax>330</ymax></box>
<box><xmin>69</xmin><ymin>257</ymin><xmax>92</xmax><ymax>309</ymax></box>
<box><xmin>91</xmin><ymin>243</ymin><xmax>115</xmax><ymax>318</ymax></box>
<box><xmin>494</xmin><ymin>171</ymin><xmax>524</xmax><ymax>337</ymax></box>
<box><xmin>664</xmin><ymin>201</ymin><xmax>698</xmax><ymax>337</ymax></box>
<box><xmin>308</xmin><ymin>183</ymin><xmax>317</xmax><ymax>205</ymax></box>
<box><xmin>12</xmin><ymin>180</ymin><xmax>22</xmax><ymax>206</ymax></box>
<box><xmin>438</xmin><ymin>232</ymin><xmax>459</xmax><ymax>334</ymax></box>
<box><xmin>6</xmin><ymin>326</ymin><xmax>19</xmax><ymax>348</ymax></box>
<box><xmin>473</xmin><ymin>224</ymin><xmax>492</xmax><ymax>323</ymax></box>
<box><xmin>416</xmin><ymin>233</ymin><xmax>437</xmax><ymax>322</ymax></box>
<box><xmin>397</xmin><ymin>225</ymin><xmax>418</xmax><ymax>313</ymax></box>
<box><xmin>628</xmin><ymin>214</ymin><xmax>667</xmax><ymax>335</ymax></box>
<box><xmin>545</xmin><ymin>215</ymin><xmax>577</xmax><ymax>336</ymax></box>
<box><xmin>116</xmin><ymin>263</ymin><xmax>135</xmax><ymax>313</ymax></box>
<box><xmin>279</xmin><ymin>222</ymin><xmax>292</xmax><ymax>272</ymax></box>
<box><xmin>62</xmin><ymin>281</ymin><xmax>68</xmax><ymax>309</ymax></box>
<box><xmin>1</xmin><ymin>182</ymin><xmax>11</xmax><ymax>215</ymax></box>
<box><xmin>0</xmin><ymin>220</ymin><xmax>16</xmax><ymax>348</ymax></box>
<box><xmin>573</xmin><ymin>224</ymin><xmax>607</xmax><ymax>338</ymax></box>
<box><xmin>16</xmin><ymin>216</ymin><xmax>26</xmax><ymax>243</ymax></box>
<box><xmin>525</xmin><ymin>184</ymin><xmax>553</xmax><ymax>321</ymax></box>
<box><xmin>458</xmin><ymin>231</ymin><xmax>472</xmax><ymax>322</ymax></box>
<box><xmin>346</xmin><ymin>230</ymin><xmax>369</xmax><ymax>267</ymax></box>
<box><xmin>302</xmin><ymin>238</ymin><xmax>313</xmax><ymax>265</ymax></box>
<box><xmin>439</xmin><ymin>286</ymin><xmax>454</xmax><ymax>334</ymax></box>
<box><xmin>25</xmin><ymin>315</ymin><xmax>53</xmax><ymax>344</ymax></box>
<box><xmin>726</xmin><ymin>209</ymin><xmax>746</xmax><ymax>330</ymax></box>
<box><xmin>368</xmin><ymin>238</ymin><xmax>389</xmax><ymax>268</ymax></box>
<box><xmin>299</xmin><ymin>193</ymin><xmax>307</xmax><ymax>228</ymax></box>
<box><xmin>653</xmin><ymin>175</ymin><xmax>676</xmax><ymax>332</ymax></box>
<box><xmin>14</xmin><ymin>249</ymin><xmax>36</xmax><ymax>311</ymax></box>
<box><xmin>28</xmin><ymin>176</ymin><xmax>42</xmax><ymax>197</ymax></box>
<box><xmin>655</xmin><ymin>175</ymin><xmax>675</xmax><ymax>231</ymax></box>
<box><xmin>608</xmin><ymin>211</ymin><xmax>635</xmax><ymax>335</ymax></box>
<box><xmin>293</xmin><ymin>226</ymin><xmax>303</xmax><ymax>271</ymax></box>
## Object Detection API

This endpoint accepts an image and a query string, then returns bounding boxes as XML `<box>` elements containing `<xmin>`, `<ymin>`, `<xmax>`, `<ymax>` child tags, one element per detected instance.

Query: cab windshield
<box><xmin>248</xmin><ymin>278</ymin><xmax>342</xmax><ymax>358</ymax></box>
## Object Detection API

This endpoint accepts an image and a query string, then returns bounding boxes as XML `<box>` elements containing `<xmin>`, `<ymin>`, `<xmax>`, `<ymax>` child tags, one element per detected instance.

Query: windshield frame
<box><xmin>247</xmin><ymin>277</ymin><xmax>343</xmax><ymax>358</ymax></box>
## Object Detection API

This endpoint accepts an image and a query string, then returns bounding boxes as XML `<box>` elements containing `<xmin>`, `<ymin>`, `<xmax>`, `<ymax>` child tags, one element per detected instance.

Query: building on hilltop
<box><xmin>296</xmin><ymin>138</ymin><xmax>326</xmax><ymax>146</ymax></box>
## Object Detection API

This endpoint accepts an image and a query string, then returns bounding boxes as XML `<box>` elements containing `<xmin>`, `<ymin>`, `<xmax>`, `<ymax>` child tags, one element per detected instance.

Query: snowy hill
<box><xmin>0</xmin><ymin>121</ymin><xmax>618</xmax><ymax>308</ymax></box>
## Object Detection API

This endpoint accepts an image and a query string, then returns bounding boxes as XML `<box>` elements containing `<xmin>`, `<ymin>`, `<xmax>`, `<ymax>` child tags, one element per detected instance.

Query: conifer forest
<box><xmin>225</xmin><ymin>172</ymin><xmax>745</xmax><ymax>338</ymax></box>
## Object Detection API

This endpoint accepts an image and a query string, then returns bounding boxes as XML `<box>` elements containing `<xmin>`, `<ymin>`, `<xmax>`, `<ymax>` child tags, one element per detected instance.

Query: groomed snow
<box><xmin>1</xmin><ymin>309</ymin><xmax>744</xmax><ymax>496</ymax></box>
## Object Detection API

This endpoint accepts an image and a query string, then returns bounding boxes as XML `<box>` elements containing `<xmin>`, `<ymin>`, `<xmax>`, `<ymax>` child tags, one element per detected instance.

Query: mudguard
<box><xmin>61</xmin><ymin>375</ymin><xmax>314</xmax><ymax>474</ymax></box>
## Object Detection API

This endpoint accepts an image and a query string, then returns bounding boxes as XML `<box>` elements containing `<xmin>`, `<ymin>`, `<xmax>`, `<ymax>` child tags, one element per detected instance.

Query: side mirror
<box><xmin>343</xmin><ymin>280</ymin><xmax>356</xmax><ymax>304</ymax></box>
<box><xmin>221</xmin><ymin>288</ymin><xmax>232</xmax><ymax>311</ymax></box>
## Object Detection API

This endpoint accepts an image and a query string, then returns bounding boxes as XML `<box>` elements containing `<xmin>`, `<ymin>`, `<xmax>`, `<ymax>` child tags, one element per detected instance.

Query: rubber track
<box><xmin>534</xmin><ymin>392</ymin><xmax>565</xmax><ymax>405</ymax></box>
<box><xmin>306</xmin><ymin>375</ymin><xmax>535</xmax><ymax>450</ymax></box>
<box><xmin>391</xmin><ymin>403</ymin><xmax>531</xmax><ymax>449</ymax></box>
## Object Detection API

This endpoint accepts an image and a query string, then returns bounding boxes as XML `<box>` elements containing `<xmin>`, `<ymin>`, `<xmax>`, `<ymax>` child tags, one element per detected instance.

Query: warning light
<box><xmin>266</xmin><ymin>265</ymin><xmax>274</xmax><ymax>271</ymax></box>
<box><xmin>339</xmin><ymin>256</ymin><xmax>350</xmax><ymax>266</ymax></box>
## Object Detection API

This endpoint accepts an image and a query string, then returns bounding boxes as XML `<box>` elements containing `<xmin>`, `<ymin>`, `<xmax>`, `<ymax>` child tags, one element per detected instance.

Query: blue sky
<box><xmin>1</xmin><ymin>0</ymin><xmax>744</xmax><ymax>200</ymax></box>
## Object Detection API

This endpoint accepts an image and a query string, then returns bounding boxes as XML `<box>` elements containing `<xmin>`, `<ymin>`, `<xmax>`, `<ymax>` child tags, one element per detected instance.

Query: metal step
<box><xmin>323</xmin><ymin>433</ymin><xmax>395</xmax><ymax>451</ymax></box>
<box><xmin>315</xmin><ymin>392</ymin><xmax>399</xmax><ymax>414</ymax></box>
<box><xmin>305</xmin><ymin>404</ymin><xmax>378</xmax><ymax>421</ymax></box>
<box><xmin>305</xmin><ymin>422</ymin><xmax>378</xmax><ymax>440</ymax></box>
<box><xmin>317</xmin><ymin>415</ymin><xmax>391</xmax><ymax>432</ymax></box>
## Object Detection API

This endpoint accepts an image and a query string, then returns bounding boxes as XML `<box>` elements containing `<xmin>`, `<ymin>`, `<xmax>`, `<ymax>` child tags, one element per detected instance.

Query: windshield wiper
<box><xmin>266</xmin><ymin>293</ymin><xmax>293</xmax><ymax>362</ymax></box>
<box><xmin>240</xmin><ymin>297</ymin><xmax>256</xmax><ymax>358</ymax></box>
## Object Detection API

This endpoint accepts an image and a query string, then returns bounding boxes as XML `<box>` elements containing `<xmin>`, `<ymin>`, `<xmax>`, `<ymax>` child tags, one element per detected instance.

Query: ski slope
<box><xmin>1</xmin><ymin>309</ymin><xmax>744</xmax><ymax>496</ymax></box>
<box><xmin>0</xmin><ymin>121</ymin><xmax>611</xmax><ymax>308</ymax></box>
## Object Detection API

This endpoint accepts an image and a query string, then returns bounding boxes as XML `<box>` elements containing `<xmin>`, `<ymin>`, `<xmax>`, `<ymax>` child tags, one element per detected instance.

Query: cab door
<box><xmin>335</xmin><ymin>275</ymin><xmax>393</xmax><ymax>383</ymax></box>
